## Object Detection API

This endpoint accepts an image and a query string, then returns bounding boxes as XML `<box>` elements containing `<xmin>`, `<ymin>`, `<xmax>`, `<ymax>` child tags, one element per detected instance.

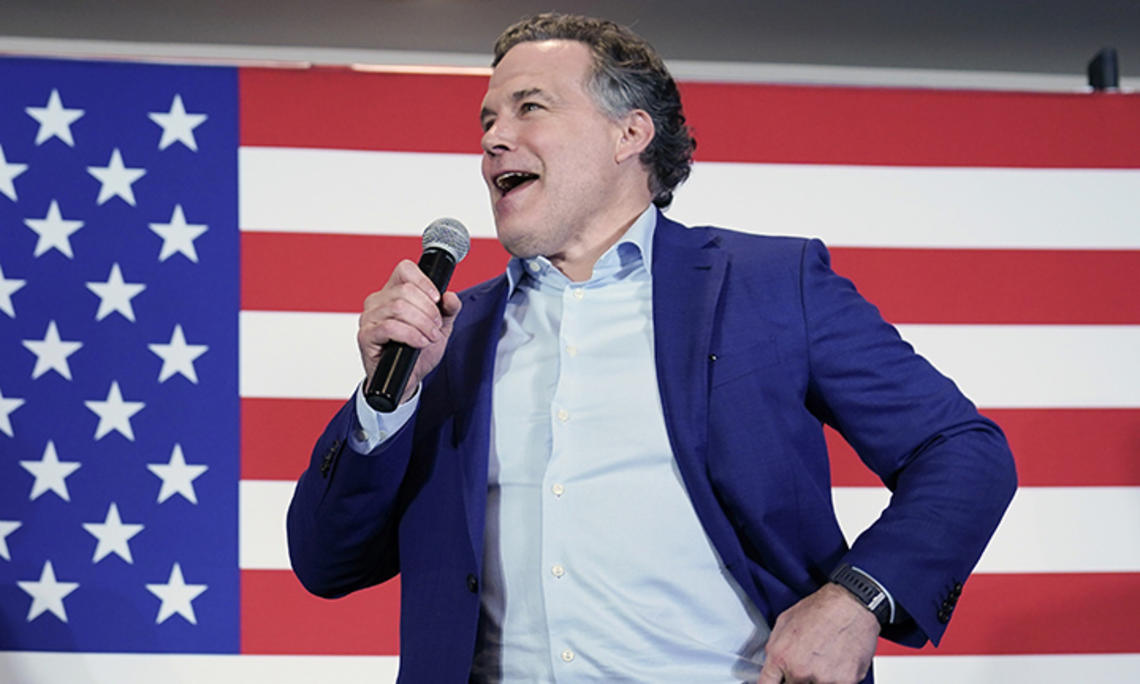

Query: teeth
<box><xmin>495</xmin><ymin>171</ymin><xmax>538</xmax><ymax>192</ymax></box>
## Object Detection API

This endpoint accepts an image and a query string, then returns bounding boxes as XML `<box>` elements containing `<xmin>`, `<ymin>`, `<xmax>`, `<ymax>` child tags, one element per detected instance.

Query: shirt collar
<box><xmin>505</xmin><ymin>205</ymin><xmax>657</xmax><ymax>294</ymax></box>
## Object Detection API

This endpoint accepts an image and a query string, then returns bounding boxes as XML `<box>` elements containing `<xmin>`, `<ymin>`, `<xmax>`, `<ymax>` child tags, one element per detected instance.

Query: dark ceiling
<box><xmin>2</xmin><ymin>0</ymin><xmax>1138</xmax><ymax>85</ymax></box>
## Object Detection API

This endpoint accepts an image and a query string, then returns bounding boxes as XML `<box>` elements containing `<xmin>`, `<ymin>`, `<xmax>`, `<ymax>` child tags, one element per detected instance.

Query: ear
<box><xmin>614</xmin><ymin>109</ymin><xmax>655</xmax><ymax>163</ymax></box>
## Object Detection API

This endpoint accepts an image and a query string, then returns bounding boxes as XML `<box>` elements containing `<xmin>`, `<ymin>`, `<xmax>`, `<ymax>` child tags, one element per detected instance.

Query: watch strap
<box><xmin>829</xmin><ymin>563</ymin><xmax>891</xmax><ymax>625</ymax></box>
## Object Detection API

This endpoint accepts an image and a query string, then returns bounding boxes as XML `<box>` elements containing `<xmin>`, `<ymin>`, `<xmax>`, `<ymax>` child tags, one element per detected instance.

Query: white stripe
<box><xmin>239</xmin><ymin>310</ymin><xmax>361</xmax><ymax>400</ymax></box>
<box><xmin>2</xmin><ymin>650</ymin><xmax>1136</xmax><ymax>683</ymax></box>
<box><xmin>670</xmin><ymin>163</ymin><xmax>1140</xmax><ymax>249</ymax></box>
<box><xmin>834</xmin><ymin>487</ymin><xmax>1140</xmax><ymax>573</ymax></box>
<box><xmin>239</xmin><ymin>479</ymin><xmax>294</xmax><ymax>570</ymax></box>
<box><xmin>874</xmin><ymin>654</ymin><xmax>1140</xmax><ymax>683</ymax></box>
<box><xmin>895</xmin><ymin>324</ymin><xmax>1140</xmax><ymax>408</ymax></box>
<box><xmin>0</xmin><ymin>652</ymin><xmax>398</xmax><ymax>684</ymax></box>
<box><xmin>238</xmin><ymin>148</ymin><xmax>496</xmax><ymax>238</ymax></box>
<box><xmin>2</xmin><ymin>651</ymin><xmax>1137</xmax><ymax>684</ymax></box>
<box><xmin>238</xmin><ymin>148</ymin><xmax>1140</xmax><ymax>249</ymax></box>
<box><xmin>239</xmin><ymin>311</ymin><xmax>1140</xmax><ymax>408</ymax></box>
<box><xmin>243</xmin><ymin>480</ymin><xmax>1140</xmax><ymax>573</ymax></box>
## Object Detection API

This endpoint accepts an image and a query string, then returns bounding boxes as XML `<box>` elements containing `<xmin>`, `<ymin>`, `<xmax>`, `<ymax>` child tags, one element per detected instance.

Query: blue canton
<box><xmin>0</xmin><ymin>56</ymin><xmax>240</xmax><ymax>653</ymax></box>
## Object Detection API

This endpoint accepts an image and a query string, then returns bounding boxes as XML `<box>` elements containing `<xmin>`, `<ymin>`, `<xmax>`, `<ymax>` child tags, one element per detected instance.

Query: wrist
<box><xmin>829</xmin><ymin>563</ymin><xmax>891</xmax><ymax>626</ymax></box>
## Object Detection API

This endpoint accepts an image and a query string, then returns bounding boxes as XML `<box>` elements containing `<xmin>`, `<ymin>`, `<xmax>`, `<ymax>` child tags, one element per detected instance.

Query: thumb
<box><xmin>756</xmin><ymin>660</ymin><xmax>783</xmax><ymax>683</ymax></box>
<box><xmin>439</xmin><ymin>291</ymin><xmax>462</xmax><ymax>330</ymax></box>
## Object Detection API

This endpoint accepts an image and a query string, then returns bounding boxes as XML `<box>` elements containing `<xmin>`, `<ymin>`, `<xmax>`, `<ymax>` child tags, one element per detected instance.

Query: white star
<box><xmin>25</xmin><ymin>89</ymin><xmax>85</xmax><ymax>147</ymax></box>
<box><xmin>148</xmin><ymin>325</ymin><xmax>208</xmax><ymax>383</ymax></box>
<box><xmin>0</xmin><ymin>520</ymin><xmax>22</xmax><ymax>561</ymax></box>
<box><xmin>149</xmin><ymin>205</ymin><xmax>208</xmax><ymax>262</ymax></box>
<box><xmin>0</xmin><ymin>262</ymin><xmax>26</xmax><ymax>317</ymax></box>
<box><xmin>87</xmin><ymin>148</ymin><xmax>146</xmax><ymax>206</ymax></box>
<box><xmin>19</xmin><ymin>440</ymin><xmax>81</xmax><ymax>501</ymax></box>
<box><xmin>0</xmin><ymin>144</ymin><xmax>29</xmax><ymax>202</ymax></box>
<box><xmin>147</xmin><ymin>563</ymin><xmax>207</xmax><ymax>624</ymax></box>
<box><xmin>22</xmin><ymin>320</ymin><xmax>83</xmax><ymax>381</ymax></box>
<box><xmin>86</xmin><ymin>262</ymin><xmax>146</xmax><ymax>322</ymax></box>
<box><xmin>82</xmin><ymin>502</ymin><xmax>144</xmax><ymax>564</ymax></box>
<box><xmin>148</xmin><ymin>95</ymin><xmax>208</xmax><ymax>151</ymax></box>
<box><xmin>24</xmin><ymin>200</ymin><xmax>85</xmax><ymax>259</ymax></box>
<box><xmin>85</xmin><ymin>381</ymin><xmax>145</xmax><ymax>441</ymax></box>
<box><xmin>18</xmin><ymin>561</ymin><xmax>79</xmax><ymax>622</ymax></box>
<box><xmin>148</xmin><ymin>444</ymin><xmax>208</xmax><ymax>504</ymax></box>
<box><xmin>0</xmin><ymin>385</ymin><xmax>26</xmax><ymax>438</ymax></box>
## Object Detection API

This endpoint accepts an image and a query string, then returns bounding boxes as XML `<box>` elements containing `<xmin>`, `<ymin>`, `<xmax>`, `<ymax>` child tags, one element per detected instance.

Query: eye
<box><xmin>520</xmin><ymin>101</ymin><xmax>543</xmax><ymax>114</ymax></box>
<box><xmin>480</xmin><ymin>117</ymin><xmax>495</xmax><ymax>132</ymax></box>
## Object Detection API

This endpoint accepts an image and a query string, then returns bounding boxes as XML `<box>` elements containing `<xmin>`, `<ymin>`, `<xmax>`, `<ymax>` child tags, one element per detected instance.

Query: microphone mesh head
<box><xmin>422</xmin><ymin>217</ymin><xmax>471</xmax><ymax>263</ymax></box>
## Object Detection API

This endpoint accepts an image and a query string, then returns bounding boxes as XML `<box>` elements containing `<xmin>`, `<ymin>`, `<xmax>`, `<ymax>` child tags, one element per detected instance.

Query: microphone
<box><xmin>364</xmin><ymin>218</ymin><xmax>470</xmax><ymax>412</ymax></box>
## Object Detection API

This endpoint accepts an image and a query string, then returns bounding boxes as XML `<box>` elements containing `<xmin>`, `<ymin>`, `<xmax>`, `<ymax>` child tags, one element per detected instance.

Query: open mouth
<box><xmin>494</xmin><ymin>171</ymin><xmax>539</xmax><ymax>196</ymax></box>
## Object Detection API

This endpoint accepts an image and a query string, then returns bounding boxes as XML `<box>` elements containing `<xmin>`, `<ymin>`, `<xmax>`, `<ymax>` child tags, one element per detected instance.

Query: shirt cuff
<box><xmin>351</xmin><ymin>380</ymin><xmax>420</xmax><ymax>452</ymax></box>
<box><xmin>851</xmin><ymin>565</ymin><xmax>897</xmax><ymax>624</ymax></box>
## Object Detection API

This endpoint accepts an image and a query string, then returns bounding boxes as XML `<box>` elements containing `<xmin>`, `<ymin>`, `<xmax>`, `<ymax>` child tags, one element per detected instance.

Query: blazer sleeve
<box><xmin>286</xmin><ymin>396</ymin><xmax>417</xmax><ymax>598</ymax></box>
<box><xmin>799</xmin><ymin>238</ymin><xmax>1017</xmax><ymax>646</ymax></box>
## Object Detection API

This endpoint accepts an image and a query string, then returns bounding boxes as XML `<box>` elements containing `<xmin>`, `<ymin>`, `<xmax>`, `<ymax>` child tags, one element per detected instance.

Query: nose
<box><xmin>481</xmin><ymin>119</ymin><xmax>513</xmax><ymax>156</ymax></box>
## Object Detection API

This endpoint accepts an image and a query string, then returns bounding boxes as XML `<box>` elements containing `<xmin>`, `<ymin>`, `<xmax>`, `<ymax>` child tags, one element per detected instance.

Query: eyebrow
<box><xmin>479</xmin><ymin>87</ymin><xmax>553</xmax><ymax>124</ymax></box>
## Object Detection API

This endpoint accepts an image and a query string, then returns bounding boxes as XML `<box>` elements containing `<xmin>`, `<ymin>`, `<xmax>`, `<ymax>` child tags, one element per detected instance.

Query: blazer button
<box><xmin>466</xmin><ymin>574</ymin><xmax>478</xmax><ymax>593</ymax></box>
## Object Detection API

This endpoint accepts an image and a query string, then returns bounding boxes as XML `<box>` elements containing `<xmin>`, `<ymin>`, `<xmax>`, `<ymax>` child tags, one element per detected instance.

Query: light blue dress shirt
<box><xmin>350</xmin><ymin>207</ymin><xmax>898</xmax><ymax>681</ymax></box>
<box><xmin>355</xmin><ymin>208</ymin><xmax>769</xmax><ymax>681</ymax></box>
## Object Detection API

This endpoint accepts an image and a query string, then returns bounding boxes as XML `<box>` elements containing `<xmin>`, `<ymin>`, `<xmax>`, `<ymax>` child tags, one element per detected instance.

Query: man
<box><xmin>287</xmin><ymin>13</ymin><xmax>1016</xmax><ymax>684</ymax></box>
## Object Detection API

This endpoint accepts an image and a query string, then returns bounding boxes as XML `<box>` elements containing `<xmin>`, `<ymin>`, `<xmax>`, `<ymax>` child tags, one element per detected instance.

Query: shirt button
<box><xmin>561</xmin><ymin>649</ymin><xmax>575</xmax><ymax>662</ymax></box>
<box><xmin>572</xmin><ymin>288</ymin><xmax>584</xmax><ymax>300</ymax></box>
<box><xmin>528</xmin><ymin>261</ymin><xmax>541</xmax><ymax>273</ymax></box>
<box><xmin>551</xmin><ymin>483</ymin><xmax>565</xmax><ymax>497</ymax></box>
<box><xmin>556</xmin><ymin>409</ymin><xmax>569</xmax><ymax>422</ymax></box>
<box><xmin>551</xmin><ymin>564</ymin><xmax>565</xmax><ymax>578</ymax></box>
<box><xmin>354</xmin><ymin>428</ymin><xmax>368</xmax><ymax>442</ymax></box>
<box><xmin>566</xmin><ymin>344</ymin><xmax>577</xmax><ymax>357</ymax></box>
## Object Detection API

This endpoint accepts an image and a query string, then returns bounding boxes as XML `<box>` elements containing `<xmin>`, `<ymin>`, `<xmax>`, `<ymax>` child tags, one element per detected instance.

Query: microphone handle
<box><xmin>364</xmin><ymin>248</ymin><xmax>458</xmax><ymax>412</ymax></box>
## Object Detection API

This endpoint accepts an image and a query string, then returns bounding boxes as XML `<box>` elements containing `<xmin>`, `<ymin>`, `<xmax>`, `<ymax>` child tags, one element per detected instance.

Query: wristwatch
<box><xmin>829</xmin><ymin>564</ymin><xmax>891</xmax><ymax>626</ymax></box>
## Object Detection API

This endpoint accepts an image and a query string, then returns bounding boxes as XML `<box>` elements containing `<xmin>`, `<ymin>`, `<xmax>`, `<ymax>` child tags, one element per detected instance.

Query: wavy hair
<box><xmin>493</xmin><ymin>13</ymin><xmax>696</xmax><ymax>208</ymax></box>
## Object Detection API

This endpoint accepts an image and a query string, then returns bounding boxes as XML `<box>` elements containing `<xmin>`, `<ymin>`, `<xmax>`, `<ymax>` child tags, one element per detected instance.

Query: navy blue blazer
<box><xmin>287</xmin><ymin>212</ymin><xmax>1016</xmax><ymax>682</ymax></box>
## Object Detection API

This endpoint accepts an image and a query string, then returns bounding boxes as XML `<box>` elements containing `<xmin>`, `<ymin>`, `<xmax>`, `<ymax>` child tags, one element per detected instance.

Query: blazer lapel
<box><xmin>443</xmin><ymin>275</ymin><xmax>509</xmax><ymax>566</ymax></box>
<box><xmin>651</xmin><ymin>214</ymin><xmax>727</xmax><ymax>473</ymax></box>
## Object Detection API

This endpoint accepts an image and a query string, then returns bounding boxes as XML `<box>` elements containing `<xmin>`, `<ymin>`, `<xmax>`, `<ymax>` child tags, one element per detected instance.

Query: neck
<box><xmin>550</xmin><ymin>200</ymin><xmax>652</xmax><ymax>282</ymax></box>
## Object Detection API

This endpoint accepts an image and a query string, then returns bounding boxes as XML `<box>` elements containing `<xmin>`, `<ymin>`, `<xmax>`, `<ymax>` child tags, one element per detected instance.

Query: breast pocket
<box><xmin>710</xmin><ymin>337</ymin><xmax>782</xmax><ymax>388</ymax></box>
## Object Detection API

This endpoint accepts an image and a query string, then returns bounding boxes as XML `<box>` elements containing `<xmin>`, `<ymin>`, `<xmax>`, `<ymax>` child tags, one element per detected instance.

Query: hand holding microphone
<box><xmin>359</xmin><ymin>218</ymin><xmax>470</xmax><ymax>412</ymax></box>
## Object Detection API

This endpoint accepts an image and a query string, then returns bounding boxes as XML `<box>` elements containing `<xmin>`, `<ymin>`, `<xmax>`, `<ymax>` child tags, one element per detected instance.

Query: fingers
<box><xmin>360</xmin><ymin>261</ymin><xmax>443</xmax><ymax>346</ymax></box>
<box><xmin>756</xmin><ymin>661</ymin><xmax>784</xmax><ymax>683</ymax></box>
<box><xmin>756</xmin><ymin>584</ymin><xmax>879</xmax><ymax>684</ymax></box>
<box><xmin>357</xmin><ymin>261</ymin><xmax>464</xmax><ymax>383</ymax></box>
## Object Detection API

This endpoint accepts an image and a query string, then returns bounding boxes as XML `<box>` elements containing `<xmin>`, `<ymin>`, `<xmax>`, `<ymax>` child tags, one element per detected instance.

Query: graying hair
<box><xmin>493</xmin><ymin>13</ymin><xmax>696</xmax><ymax>209</ymax></box>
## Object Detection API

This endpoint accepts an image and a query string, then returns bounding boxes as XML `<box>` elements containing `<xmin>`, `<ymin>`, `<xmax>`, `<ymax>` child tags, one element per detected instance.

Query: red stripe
<box><xmin>828</xmin><ymin>408</ymin><xmax>1140</xmax><ymax>487</ymax></box>
<box><xmin>242</xmin><ymin>233</ymin><xmax>1138</xmax><ymax>324</ymax></box>
<box><xmin>241</xmin><ymin>398</ymin><xmax>347</xmax><ymax>480</ymax></box>
<box><xmin>247</xmin><ymin>399</ymin><xmax>1139</xmax><ymax>487</ymax></box>
<box><xmin>240</xmin><ymin>67</ymin><xmax>487</xmax><ymax>154</ymax></box>
<box><xmin>680</xmin><ymin>83</ymin><xmax>1140</xmax><ymax>167</ymax></box>
<box><xmin>828</xmin><ymin>248</ymin><xmax>1140</xmax><ymax>325</ymax></box>
<box><xmin>239</xmin><ymin>67</ymin><xmax>1140</xmax><ymax>166</ymax></box>
<box><xmin>241</xmin><ymin>233</ymin><xmax>510</xmax><ymax>312</ymax></box>
<box><xmin>239</xmin><ymin>569</ymin><xmax>1139</xmax><ymax>655</ymax></box>
<box><xmin>877</xmin><ymin>572</ymin><xmax>1140</xmax><ymax>655</ymax></box>
<box><xmin>241</xmin><ymin>569</ymin><xmax>400</xmax><ymax>655</ymax></box>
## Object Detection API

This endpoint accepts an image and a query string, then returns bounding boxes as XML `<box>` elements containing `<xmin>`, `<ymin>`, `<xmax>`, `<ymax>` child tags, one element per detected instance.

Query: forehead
<box><xmin>483</xmin><ymin>39</ymin><xmax>594</xmax><ymax>103</ymax></box>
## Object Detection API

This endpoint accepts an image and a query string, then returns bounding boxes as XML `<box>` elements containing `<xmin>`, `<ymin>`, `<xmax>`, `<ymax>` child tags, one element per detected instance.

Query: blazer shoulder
<box><xmin>658</xmin><ymin>212</ymin><xmax>817</xmax><ymax>267</ymax></box>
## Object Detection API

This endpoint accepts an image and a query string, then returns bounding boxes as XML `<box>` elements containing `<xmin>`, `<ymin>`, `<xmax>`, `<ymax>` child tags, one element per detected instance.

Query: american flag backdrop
<box><xmin>0</xmin><ymin>54</ymin><xmax>1138</xmax><ymax>682</ymax></box>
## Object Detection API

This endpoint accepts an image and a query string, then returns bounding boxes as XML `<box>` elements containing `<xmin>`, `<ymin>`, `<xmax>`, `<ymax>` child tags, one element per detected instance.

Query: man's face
<box><xmin>480</xmin><ymin>40</ymin><xmax>632</xmax><ymax>261</ymax></box>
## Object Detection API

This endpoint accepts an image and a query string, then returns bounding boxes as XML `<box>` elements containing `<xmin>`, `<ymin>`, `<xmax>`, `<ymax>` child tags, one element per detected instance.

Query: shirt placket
<box><xmin>541</xmin><ymin>282</ymin><xmax>589</xmax><ymax>676</ymax></box>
